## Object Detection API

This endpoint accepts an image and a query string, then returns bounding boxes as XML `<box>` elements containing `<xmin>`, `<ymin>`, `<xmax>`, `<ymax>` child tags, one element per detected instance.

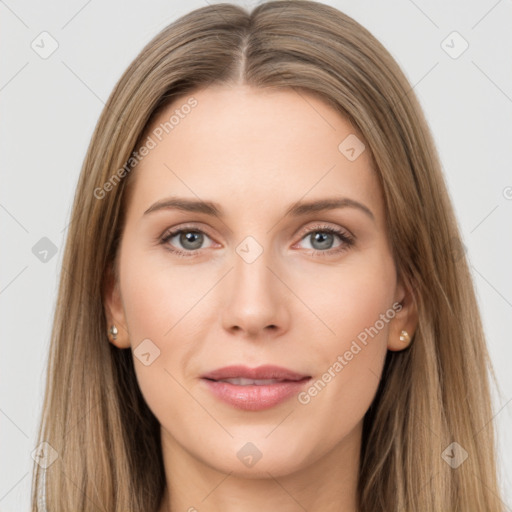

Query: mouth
<box><xmin>200</xmin><ymin>365</ymin><xmax>311</xmax><ymax>411</ymax></box>
<box><xmin>210</xmin><ymin>377</ymin><xmax>302</xmax><ymax>386</ymax></box>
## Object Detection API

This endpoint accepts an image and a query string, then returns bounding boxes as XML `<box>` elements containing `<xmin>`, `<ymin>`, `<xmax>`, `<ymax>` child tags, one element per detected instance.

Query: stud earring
<box><xmin>399</xmin><ymin>329</ymin><xmax>410</xmax><ymax>343</ymax></box>
<box><xmin>108</xmin><ymin>325</ymin><xmax>118</xmax><ymax>341</ymax></box>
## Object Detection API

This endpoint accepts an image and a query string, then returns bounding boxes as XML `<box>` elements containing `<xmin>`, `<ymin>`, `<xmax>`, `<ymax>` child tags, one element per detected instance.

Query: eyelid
<box><xmin>159</xmin><ymin>221</ymin><xmax>355</xmax><ymax>256</ymax></box>
<box><xmin>294</xmin><ymin>221</ymin><xmax>354</xmax><ymax>240</ymax></box>
<box><xmin>161</xmin><ymin>221</ymin><xmax>353</xmax><ymax>240</ymax></box>
<box><xmin>159</xmin><ymin>223</ymin><xmax>218</xmax><ymax>247</ymax></box>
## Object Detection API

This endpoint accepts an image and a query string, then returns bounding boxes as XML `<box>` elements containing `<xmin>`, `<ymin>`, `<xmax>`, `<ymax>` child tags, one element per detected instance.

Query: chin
<box><xmin>195</xmin><ymin>437</ymin><xmax>314</xmax><ymax>479</ymax></box>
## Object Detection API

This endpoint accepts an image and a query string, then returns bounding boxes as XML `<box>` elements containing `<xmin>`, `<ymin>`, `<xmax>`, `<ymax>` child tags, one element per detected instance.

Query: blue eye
<box><xmin>159</xmin><ymin>224</ymin><xmax>355</xmax><ymax>258</ymax></box>
<box><xmin>298</xmin><ymin>228</ymin><xmax>352</xmax><ymax>253</ymax></box>
<box><xmin>160</xmin><ymin>228</ymin><xmax>213</xmax><ymax>256</ymax></box>
<box><xmin>294</xmin><ymin>225</ymin><xmax>355</xmax><ymax>257</ymax></box>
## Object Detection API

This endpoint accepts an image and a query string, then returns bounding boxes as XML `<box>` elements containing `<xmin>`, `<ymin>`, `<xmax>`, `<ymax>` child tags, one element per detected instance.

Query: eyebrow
<box><xmin>143</xmin><ymin>196</ymin><xmax>375</xmax><ymax>222</ymax></box>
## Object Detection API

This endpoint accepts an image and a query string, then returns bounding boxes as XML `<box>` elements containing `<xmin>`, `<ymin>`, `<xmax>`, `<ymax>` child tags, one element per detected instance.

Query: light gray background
<box><xmin>1</xmin><ymin>0</ymin><xmax>511</xmax><ymax>510</ymax></box>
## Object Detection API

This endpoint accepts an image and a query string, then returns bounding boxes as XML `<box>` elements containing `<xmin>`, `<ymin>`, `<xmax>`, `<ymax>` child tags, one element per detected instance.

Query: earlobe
<box><xmin>102</xmin><ymin>262</ymin><xmax>130</xmax><ymax>349</ymax></box>
<box><xmin>387</xmin><ymin>277</ymin><xmax>419</xmax><ymax>352</ymax></box>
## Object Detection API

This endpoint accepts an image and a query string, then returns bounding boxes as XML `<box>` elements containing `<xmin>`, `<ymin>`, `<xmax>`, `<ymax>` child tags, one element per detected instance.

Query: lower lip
<box><xmin>202</xmin><ymin>378</ymin><xmax>311</xmax><ymax>411</ymax></box>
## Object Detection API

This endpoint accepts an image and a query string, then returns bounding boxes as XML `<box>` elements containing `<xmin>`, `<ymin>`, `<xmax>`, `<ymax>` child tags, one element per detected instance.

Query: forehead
<box><xmin>125</xmin><ymin>84</ymin><xmax>383</xmax><ymax>224</ymax></box>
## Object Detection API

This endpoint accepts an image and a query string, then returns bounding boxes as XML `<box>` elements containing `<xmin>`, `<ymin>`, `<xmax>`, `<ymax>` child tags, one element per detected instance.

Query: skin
<box><xmin>103</xmin><ymin>84</ymin><xmax>418</xmax><ymax>512</ymax></box>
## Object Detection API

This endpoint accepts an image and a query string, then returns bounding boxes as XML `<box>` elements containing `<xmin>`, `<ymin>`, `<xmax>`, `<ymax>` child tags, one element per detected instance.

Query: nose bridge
<box><xmin>234</xmin><ymin>236</ymin><xmax>274</xmax><ymax>295</ymax></box>
<box><xmin>221</xmin><ymin>233</ymin><xmax>288</xmax><ymax>335</ymax></box>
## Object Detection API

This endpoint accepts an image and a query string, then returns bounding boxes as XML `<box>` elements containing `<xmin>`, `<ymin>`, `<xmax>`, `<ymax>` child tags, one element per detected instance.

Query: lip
<box><xmin>201</xmin><ymin>365</ymin><xmax>311</xmax><ymax>411</ymax></box>
<box><xmin>201</xmin><ymin>364</ymin><xmax>309</xmax><ymax>381</ymax></box>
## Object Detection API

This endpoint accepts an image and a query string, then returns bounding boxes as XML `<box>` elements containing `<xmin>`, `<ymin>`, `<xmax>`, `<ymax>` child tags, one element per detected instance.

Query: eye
<box><xmin>294</xmin><ymin>224</ymin><xmax>355</xmax><ymax>257</ymax></box>
<box><xmin>159</xmin><ymin>223</ymin><xmax>355</xmax><ymax>258</ymax></box>
<box><xmin>160</xmin><ymin>226</ymin><xmax>215</xmax><ymax>257</ymax></box>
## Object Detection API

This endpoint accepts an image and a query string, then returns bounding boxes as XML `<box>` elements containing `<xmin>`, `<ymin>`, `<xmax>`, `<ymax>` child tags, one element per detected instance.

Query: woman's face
<box><xmin>104</xmin><ymin>84</ymin><xmax>416</xmax><ymax>478</ymax></box>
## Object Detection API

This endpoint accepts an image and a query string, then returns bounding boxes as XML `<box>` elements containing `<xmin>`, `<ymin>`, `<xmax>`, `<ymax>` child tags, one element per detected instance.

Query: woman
<box><xmin>31</xmin><ymin>1</ymin><xmax>505</xmax><ymax>510</ymax></box>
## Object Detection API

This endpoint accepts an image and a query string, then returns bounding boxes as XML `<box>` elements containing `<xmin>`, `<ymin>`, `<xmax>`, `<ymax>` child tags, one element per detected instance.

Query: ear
<box><xmin>102</xmin><ymin>261</ymin><xmax>130</xmax><ymax>349</ymax></box>
<box><xmin>387</xmin><ymin>273</ymin><xmax>418</xmax><ymax>351</ymax></box>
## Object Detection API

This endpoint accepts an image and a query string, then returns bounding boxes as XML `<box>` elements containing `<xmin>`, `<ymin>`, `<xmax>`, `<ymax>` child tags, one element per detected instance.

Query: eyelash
<box><xmin>159</xmin><ymin>223</ymin><xmax>355</xmax><ymax>259</ymax></box>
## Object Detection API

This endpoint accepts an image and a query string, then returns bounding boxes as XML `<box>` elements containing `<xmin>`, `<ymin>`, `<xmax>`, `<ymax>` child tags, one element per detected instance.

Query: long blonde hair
<box><xmin>31</xmin><ymin>1</ymin><xmax>504</xmax><ymax>510</ymax></box>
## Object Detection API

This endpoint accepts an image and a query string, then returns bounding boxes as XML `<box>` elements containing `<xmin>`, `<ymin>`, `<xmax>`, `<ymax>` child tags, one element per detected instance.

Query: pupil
<box><xmin>313</xmin><ymin>232</ymin><xmax>332</xmax><ymax>250</ymax></box>
<box><xmin>182</xmin><ymin>231</ymin><xmax>202</xmax><ymax>249</ymax></box>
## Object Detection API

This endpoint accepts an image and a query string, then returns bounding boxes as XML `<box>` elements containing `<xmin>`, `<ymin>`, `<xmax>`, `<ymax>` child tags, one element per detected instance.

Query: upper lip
<box><xmin>201</xmin><ymin>365</ymin><xmax>310</xmax><ymax>382</ymax></box>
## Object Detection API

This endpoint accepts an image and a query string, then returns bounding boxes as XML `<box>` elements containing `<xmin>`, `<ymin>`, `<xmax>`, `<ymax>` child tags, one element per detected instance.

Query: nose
<box><xmin>221</xmin><ymin>243</ymin><xmax>290</xmax><ymax>339</ymax></box>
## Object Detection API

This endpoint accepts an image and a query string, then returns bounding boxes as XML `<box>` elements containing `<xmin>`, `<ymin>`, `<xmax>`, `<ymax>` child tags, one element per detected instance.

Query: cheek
<box><xmin>120</xmin><ymin>242</ymin><xmax>212</xmax><ymax>339</ymax></box>
<box><xmin>118</xmin><ymin>245</ymin><xmax>217</xmax><ymax>418</ymax></box>
<box><xmin>290</xmin><ymin>247</ymin><xmax>396</xmax><ymax>348</ymax></box>
<box><xmin>120</xmin><ymin>267</ymin><xmax>199</xmax><ymax>439</ymax></box>
<box><xmin>292</xmin><ymin>250</ymin><xmax>395</xmax><ymax>421</ymax></box>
